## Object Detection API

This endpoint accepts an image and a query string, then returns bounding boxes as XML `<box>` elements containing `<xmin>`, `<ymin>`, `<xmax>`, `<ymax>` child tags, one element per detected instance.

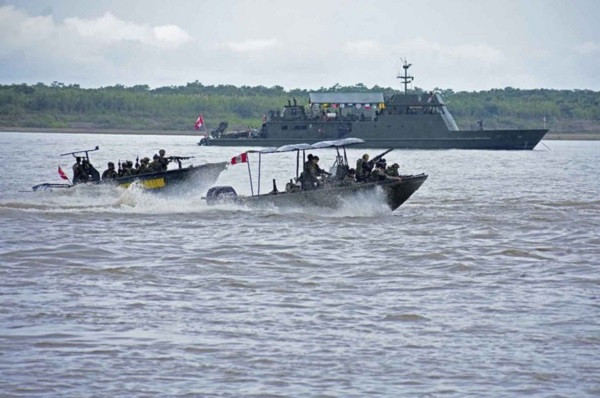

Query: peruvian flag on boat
<box><xmin>230</xmin><ymin>152</ymin><xmax>248</xmax><ymax>165</ymax></box>
<box><xmin>58</xmin><ymin>166</ymin><xmax>69</xmax><ymax>180</ymax></box>
<box><xmin>194</xmin><ymin>114</ymin><xmax>204</xmax><ymax>130</ymax></box>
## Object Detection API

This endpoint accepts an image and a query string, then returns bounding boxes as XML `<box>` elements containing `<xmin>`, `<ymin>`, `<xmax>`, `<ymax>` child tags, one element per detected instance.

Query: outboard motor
<box><xmin>206</xmin><ymin>186</ymin><xmax>238</xmax><ymax>205</ymax></box>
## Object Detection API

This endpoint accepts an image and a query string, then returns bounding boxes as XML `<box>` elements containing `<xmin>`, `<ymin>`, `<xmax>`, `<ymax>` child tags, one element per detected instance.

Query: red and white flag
<box><xmin>58</xmin><ymin>166</ymin><xmax>69</xmax><ymax>180</ymax></box>
<box><xmin>194</xmin><ymin>114</ymin><xmax>204</xmax><ymax>130</ymax></box>
<box><xmin>230</xmin><ymin>152</ymin><xmax>248</xmax><ymax>165</ymax></box>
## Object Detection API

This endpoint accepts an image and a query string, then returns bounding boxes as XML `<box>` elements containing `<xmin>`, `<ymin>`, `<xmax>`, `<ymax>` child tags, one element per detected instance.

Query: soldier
<box><xmin>101</xmin><ymin>162</ymin><xmax>118</xmax><ymax>180</ymax></box>
<box><xmin>148</xmin><ymin>154</ymin><xmax>162</xmax><ymax>172</ymax></box>
<box><xmin>79</xmin><ymin>159</ymin><xmax>93</xmax><ymax>183</ymax></box>
<box><xmin>137</xmin><ymin>157</ymin><xmax>150</xmax><ymax>174</ymax></box>
<box><xmin>369</xmin><ymin>162</ymin><xmax>388</xmax><ymax>182</ymax></box>
<box><xmin>343</xmin><ymin>168</ymin><xmax>356</xmax><ymax>184</ymax></box>
<box><xmin>303</xmin><ymin>154</ymin><xmax>314</xmax><ymax>173</ymax></box>
<box><xmin>120</xmin><ymin>160</ymin><xmax>134</xmax><ymax>177</ymax></box>
<box><xmin>312</xmin><ymin>156</ymin><xmax>331</xmax><ymax>178</ymax></box>
<box><xmin>158</xmin><ymin>149</ymin><xmax>170</xmax><ymax>171</ymax></box>
<box><xmin>299</xmin><ymin>155</ymin><xmax>322</xmax><ymax>190</ymax></box>
<box><xmin>386</xmin><ymin>163</ymin><xmax>400</xmax><ymax>177</ymax></box>
<box><xmin>72</xmin><ymin>157</ymin><xmax>83</xmax><ymax>183</ymax></box>
<box><xmin>356</xmin><ymin>153</ymin><xmax>373</xmax><ymax>182</ymax></box>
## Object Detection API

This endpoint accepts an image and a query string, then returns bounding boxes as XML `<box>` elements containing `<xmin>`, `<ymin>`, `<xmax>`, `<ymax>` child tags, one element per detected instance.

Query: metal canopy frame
<box><xmin>243</xmin><ymin>138</ymin><xmax>365</xmax><ymax>196</ymax></box>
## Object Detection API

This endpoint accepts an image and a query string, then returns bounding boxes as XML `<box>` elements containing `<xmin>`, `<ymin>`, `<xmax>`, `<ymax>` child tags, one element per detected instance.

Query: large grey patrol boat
<box><xmin>199</xmin><ymin>62</ymin><xmax>547</xmax><ymax>150</ymax></box>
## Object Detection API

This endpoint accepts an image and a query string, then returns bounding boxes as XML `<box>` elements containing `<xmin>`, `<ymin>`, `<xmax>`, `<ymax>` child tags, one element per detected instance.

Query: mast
<box><xmin>397</xmin><ymin>59</ymin><xmax>414</xmax><ymax>94</ymax></box>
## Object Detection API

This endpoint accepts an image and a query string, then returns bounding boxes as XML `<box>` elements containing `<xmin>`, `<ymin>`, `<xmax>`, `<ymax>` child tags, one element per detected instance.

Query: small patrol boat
<box><xmin>205</xmin><ymin>138</ymin><xmax>427</xmax><ymax>211</ymax></box>
<box><xmin>32</xmin><ymin>146</ymin><xmax>228</xmax><ymax>192</ymax></box>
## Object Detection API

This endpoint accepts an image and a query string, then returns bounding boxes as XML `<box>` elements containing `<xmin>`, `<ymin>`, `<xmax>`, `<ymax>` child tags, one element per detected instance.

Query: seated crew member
<box><xmin>101</xmin><ymin>162</ymin><xmax>118</xmax><ymax>180</ymax></box>
<box><xmin>120</xmin><ymin>160</ymin><xmax>134</xmax><ymax>177</ymax></box>
<box><xmin>148</xmin><ymin>154</ymin><xmax>162</xmax><ymax>172</ymax></box>
<box><xmin>312</xmin><ymin>156</ymin><xmax>331</xmax><ymax>179</ymax></box>
<box><xmin>304</xmin><ymin>154</ymin><xmax>314</xmax><ymax>173</ymax></box>
<box><xmin>343</xmin><ymin>168</ymin><xmax>356</xmax><ymax>184</ymax></box>
<box><xmin>137</xmin><ymin>157</ymin><xmax>150</xmax><ymax>174</ymax></box>
<box><xmin>386</xmin><ymin>163</ymin><xmax>400</xmax><ymax>177</ymax></box>
<box><xmin>370</xmin><ymin>161</ymin><xmax>402</xmax><ymax>182</ymax></box>
<box><xmin>300</xmin><ymin>155</ymin><xmax>322</xmax><ymax>190</ymax></box>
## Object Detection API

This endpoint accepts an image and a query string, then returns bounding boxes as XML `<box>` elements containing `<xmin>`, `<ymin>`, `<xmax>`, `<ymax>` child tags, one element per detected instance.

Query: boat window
<box><xmin>294</xmin><ymin>125</ymin><xmax>308</xmax><ymax>130</ymax></box>
<box><xmin>281</xmin><ymin>125</ymin><xmax>288</xmax><ymax>130</ymax></box>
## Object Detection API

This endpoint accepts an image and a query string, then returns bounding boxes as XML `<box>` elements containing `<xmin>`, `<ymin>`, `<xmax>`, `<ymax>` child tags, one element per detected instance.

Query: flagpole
<box><xmin>58</xmin><ymin>165</ymin><xmax>72</xmax><ymax>185</ymax></box>
<box><xmin>258</xmin><ymin>153</ymin><xmax>261</xmax><ymax>195</ymax></box>
<box><xmin>203</xmin><ymin>114</ymin><xmax>209</xmax><ymax>136</ymax></box>
<box><xmin>246</xmin><ymin>153</ymin><xmax>254</xmax><ymax>196</ymax></box>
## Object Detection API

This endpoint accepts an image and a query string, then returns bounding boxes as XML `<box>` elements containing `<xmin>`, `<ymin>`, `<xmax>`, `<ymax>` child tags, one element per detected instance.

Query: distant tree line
<box><xmin>0</xmin><ymin>81</ymin><xmax>599</xmax><ymax>133</ymax></box>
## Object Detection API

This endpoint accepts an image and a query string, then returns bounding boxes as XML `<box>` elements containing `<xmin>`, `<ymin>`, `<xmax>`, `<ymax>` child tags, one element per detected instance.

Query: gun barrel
<box><xmin>371</xmin><ymin>148</ymin><xmax>393</xmax><ymax>164</ymax></box>
<box><xmin>60</xmin><ymin>146</ymin><xmax>100</xmax><ymax>157</ymax></box>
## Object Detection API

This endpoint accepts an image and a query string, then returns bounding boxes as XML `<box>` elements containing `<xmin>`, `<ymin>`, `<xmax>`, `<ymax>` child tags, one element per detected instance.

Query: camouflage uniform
<box><xmin>102</xmin><ymin>162</ymin><xmax>118</xmax><ymax>180</ymax></box>
<box><xmin>386</xmin><ymin>163</ymin><xmax>400</xmax><ymax>177</ymax></box>
<box><xmin>157</xmin><ymin>149</ymin><xmax>170</xmax><ymax>171</ymax></box>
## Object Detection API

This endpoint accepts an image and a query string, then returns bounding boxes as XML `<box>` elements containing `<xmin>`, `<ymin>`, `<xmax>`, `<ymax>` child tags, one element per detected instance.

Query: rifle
<box><xmin>167</xmin><ymin>156</ymin><xmax>194</xmax><ymax>169</ymax></box>
<box><xmin>369</xmin><ymin>148</ymin><xmax>393</xmax><ymax>165</ymax></box>
<box><xmin>167</xmin><ymin>156</ymin><xmax>194</xmax><ymax>161</ymax></box>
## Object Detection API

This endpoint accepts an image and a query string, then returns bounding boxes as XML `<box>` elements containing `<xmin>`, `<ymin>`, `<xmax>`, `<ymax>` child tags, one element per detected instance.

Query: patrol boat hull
<box><xmin>112</xmin><ymin>162</ymin><xmax>228</xmax><ymax>190</ymax></box>
<box><xmin>211</xmin><ymin>174</ymin><xmax>427</xmax><ymax>212</ymax></box>
<box><xmin>200</xmin><ymin>89</ymin><xmax>547</xmax><ymax>150</ymax></box>
<box><xmin>32</xmin><ymin>162</ymin><xmax>228</xmax><ymax>192</ymax></box>
<box><xmin>200</xmin><ymin>128</ymin><xmax>547</xmax><ymax>150</ymax></box>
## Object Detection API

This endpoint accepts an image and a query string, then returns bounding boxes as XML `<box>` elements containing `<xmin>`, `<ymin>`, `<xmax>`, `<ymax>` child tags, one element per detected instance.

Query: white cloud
<box><xmin>342</xmin><ymin>37</ymin><xmax>504</xmax><ymax>70</ymax></box>
<box><xmin>220</xmin><ymin>39</ymin><xmax>279</xmax><ymax>53</ymax></box>
<box><xmin>153</xmin><ymin>25</ymin><xmax>191</xmax><ymax>46</ymax></box>
<box><xmin>0</xmin><ymin>5</ymin><xmax>196</xmax><ymax>86</ymax></box>
<box><xmin>398</xmin><ymin>38</ymin><xmax>504</xmax><ymax>65</ymax></box>
<box><xmin>575</xmin><ymin>41</ymin><xmax>600</xmax><ymax>55</ymax></box>
<box><xmin>343</xmin><ymin>40</ymin><xmax>385</xmax><ymax>57</ymax></box>
<box><xmin>0</xmin><ymin>6</ymin><xmax>191</xmax><ymax>57</ymax></box>
<box><xmin>64</xmin><ymin>12</ymin><xmax>191</xmax><ymax>48</ymax></box>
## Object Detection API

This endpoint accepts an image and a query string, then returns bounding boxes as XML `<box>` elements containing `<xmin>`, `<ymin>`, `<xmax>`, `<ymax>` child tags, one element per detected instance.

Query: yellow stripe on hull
<box><xmin>119</xmin><ymin>178</ymin><xmax>166</xmax><ymax>190</ymax></box>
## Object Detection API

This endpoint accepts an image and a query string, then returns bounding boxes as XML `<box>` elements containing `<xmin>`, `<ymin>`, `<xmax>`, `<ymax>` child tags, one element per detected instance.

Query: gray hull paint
<box><xmin>202</xmin><ymin>92</ymin><xmax>548</xmax><ymax>150</ymax></box>
<box><xmin>236</xmin><ymin>175</ymin><xmax>428</xmax><ymax>211</ymax></box>
<box><xmin>204</xmin><ymin>128</ymin><xmax>547</xmax><ymax>150</ymax></box>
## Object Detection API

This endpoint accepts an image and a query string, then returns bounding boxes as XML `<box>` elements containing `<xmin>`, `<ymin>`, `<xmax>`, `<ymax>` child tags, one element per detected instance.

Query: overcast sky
<box><xmin>1</xmin><ymin>0</ymin><xmax>599</xmax><ymax>91</ymax></box>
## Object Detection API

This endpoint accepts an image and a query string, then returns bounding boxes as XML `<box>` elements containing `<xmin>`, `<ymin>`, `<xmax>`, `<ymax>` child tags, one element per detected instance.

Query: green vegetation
<box><xmin>1</xmin><ymin>81</ymin><xmax>599</xmax><ymax>133</ymax></box>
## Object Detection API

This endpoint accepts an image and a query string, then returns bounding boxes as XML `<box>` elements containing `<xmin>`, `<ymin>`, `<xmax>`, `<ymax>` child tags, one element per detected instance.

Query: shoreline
<box><xmin>1</xmin><ymin>127</ymin><xmax>599</xmax><ymax>140</ymax></box>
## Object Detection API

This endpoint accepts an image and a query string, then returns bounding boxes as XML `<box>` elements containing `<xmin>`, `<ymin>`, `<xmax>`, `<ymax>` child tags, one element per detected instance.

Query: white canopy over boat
<box><xmin>249</xmin><ymin>138</ymin><xmax>365</xmax><ymax>155</ymax></box>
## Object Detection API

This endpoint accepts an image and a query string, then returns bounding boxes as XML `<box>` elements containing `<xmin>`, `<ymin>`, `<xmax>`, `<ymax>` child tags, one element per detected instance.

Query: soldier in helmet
<box><xmin>102</xmin><ymin>162</ymin><xmax>118</xmax><ymax>180</ymax></box>
<box><xmin>72</xmin><ymin>157</ymin><xmax>83</xmax><ymax>184</ymax></box>
<box><xmin>137</xmin><ymin>157</ymin><xmax>150</xmax><ymax>174</ymax></box>
<box><xmin>148</xmin><ymin>154</ymin><xmax>162</xmax><ymax>172</ymax></box>
<box><xmin>386</xmin><ymin>163</ymin><xmax>400</xmax><ymax>177</ymax></box>
<box><xmin>356</xmin><ymin>153</ymin><xmax>373</xmax><ymax>182</ymax></box>
<box><xmin>157</xmin><ymin>149</ymin><xmax>170</xmax><ymax>171</ymax></box>
<box><xmin>120</xmin><ymin>160</ymin><xmax>133</xmax><ymax>177</ymax></box>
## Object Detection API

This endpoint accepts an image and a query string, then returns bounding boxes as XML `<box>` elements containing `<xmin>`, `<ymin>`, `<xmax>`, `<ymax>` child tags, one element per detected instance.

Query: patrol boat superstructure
<box><xmin>199</xmin><ymin>63</ymin><xmax>547</xmax><ymax>150</ymax></box>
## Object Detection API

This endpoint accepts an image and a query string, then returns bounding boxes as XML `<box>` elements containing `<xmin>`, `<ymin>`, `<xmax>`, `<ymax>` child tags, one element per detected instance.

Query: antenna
<box><xmin>397</xmin><ymin>58</ymin><xmax>414</xmax><ymax>94</ymax></box>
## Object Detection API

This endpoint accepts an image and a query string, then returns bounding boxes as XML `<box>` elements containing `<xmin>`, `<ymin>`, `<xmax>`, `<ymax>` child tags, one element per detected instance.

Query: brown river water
<box><xmin>0</xmin><ymin>132</ymin><xmax>599</xmax><ymax>397</ymax></box>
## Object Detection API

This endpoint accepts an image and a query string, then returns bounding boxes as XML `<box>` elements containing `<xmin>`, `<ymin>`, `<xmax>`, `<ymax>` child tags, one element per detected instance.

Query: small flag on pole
<box><xmin>58</xmin><ymin>166</ymin><xmax>69</xmax><ymax>180</ymax></box>
<box><xmin>230</xmin><ymin>152</ymin><xmax>248</xmax><ymax>165</ymax></box>
<box><xmin>194</xmin><ymin>114</ymin><xmax>204</xmax><ymax>130</ymax></box>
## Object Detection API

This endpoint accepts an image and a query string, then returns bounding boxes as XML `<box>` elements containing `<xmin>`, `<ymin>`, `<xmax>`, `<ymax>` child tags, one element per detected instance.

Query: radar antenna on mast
<box><xmin>397</xmin><ymin>58</ymin><xmax>414</xmax><ymax>94</ymax></box>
